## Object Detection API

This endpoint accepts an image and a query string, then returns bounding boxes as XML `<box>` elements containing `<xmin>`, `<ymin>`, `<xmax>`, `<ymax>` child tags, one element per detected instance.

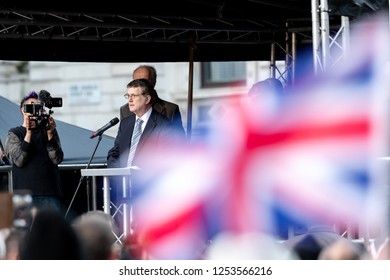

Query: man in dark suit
<box><xmin>108</xmin><ymin>78</ymin><xmax>186</xmax><ymax>169</ymax></box>
<box><xmin>119</xmin><ymin>65</ymin><xmax>184</xmax><ymax>135</ymax></box>
<box><xmin>108</xmin><ymin>79</ymin><xmax>186</xmax><ymax>237</ymax></box>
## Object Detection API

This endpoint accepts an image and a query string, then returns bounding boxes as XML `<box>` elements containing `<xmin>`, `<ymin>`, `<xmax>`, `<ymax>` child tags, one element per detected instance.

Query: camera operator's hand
<box><xmin>47</xmin><ymin>116</ymin><xmax>56</xmax><ymax>140</ymax></box>
<box><xmin>22</xmin><ymin>113</ymin><xmax>35</xmax><ymax>143</ymax></box>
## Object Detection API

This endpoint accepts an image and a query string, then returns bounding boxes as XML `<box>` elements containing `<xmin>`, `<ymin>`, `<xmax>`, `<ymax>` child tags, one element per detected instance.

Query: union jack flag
<box><xmin>124</xmin><ymin>16</ymin><xmax>390</xmax><ymax>260</ymax></box>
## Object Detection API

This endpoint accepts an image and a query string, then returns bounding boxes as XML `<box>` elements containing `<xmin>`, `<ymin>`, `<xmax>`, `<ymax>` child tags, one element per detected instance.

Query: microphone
<box><xmin>90</xmin><ymin>117</ymin><xmax>119</xmax><ymax>139</ymax></box>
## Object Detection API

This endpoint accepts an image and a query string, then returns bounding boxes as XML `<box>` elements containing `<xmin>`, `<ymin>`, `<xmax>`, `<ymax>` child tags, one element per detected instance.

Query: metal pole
<box><xmin>122</xmin><ymin>175</ymin><xmax>130</xmax><ymax>237</ymax></box>
<box><xmin>320</xmin><ymin>0</ymin><xmax>330</xmax><ymax>71</ymax></box>
<box><xmin>292</xmin><ymin>32</ymin><xmax>297</xmax><ymax>87</ymax></box>
<box><xmin>311</xmin><ymin>0</ymin><xmax>320</xmax><ymax>75</ymax></box>
<box><xmin>270</xmin><ymin>41</ymin><xmax>276</xmax><ymax>78</ymax></box>
<box><xmin>341</xmin><ymin>16</ymin><xmax>350</xmax><ymax>59</ymax></box>
<box><xmin>102</xmin><ymin>176</ymin><xmax>111</xmax><ymax>215</ymax></box>
<box><xmin>92</xmin><ymin>175</ymin><xmax>97</xmax><ymax>210</ymax></box>
<box><xmin>186</xmin><ymin>37</ymin><xmax>196</xmax><ymax>141</ymax></box>
<box><xmin>285</xmin><ymin>23</ymin><xmax>290</xmax><ymax>85</ymax></box>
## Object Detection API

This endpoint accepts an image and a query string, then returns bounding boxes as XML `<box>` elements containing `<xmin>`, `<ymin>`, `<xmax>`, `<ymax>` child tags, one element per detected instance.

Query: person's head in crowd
<box><xmin>289</xmin><ymin>234</ymin><xmax>324</xmax><ymax>260</ymax></box>
<box><xmin>133</xmin><ymin>65</ymin><xmax>157</xmax><ymax>87</ymax></box>
<box><xmin>19</xmin><ymin>209</ymin><xmax>84</xmax><ymax>260</ymax></box>
<box><xmin>125</xmin><ymin>79</ymin><xmax>158</xmax><ymax>117</ymax></box>
<box><xmin>247</xmin><ymin>77</ymin><xmax>284</xmax><ymax>118</ymax></box>
<box><xmin>120</xmin><ymin>233</ymin><xmax>145</xmax><ymax>260</ymax></box>
<box><xmin>318</xmin><ymin>238</ymin><xmax>369</xmax><ymax>260</ymax></box>
<box><xmin>204</xmin><ymin>231</ymin><xmax>298</xmax><ymax>260</ymax></box>
<box><xmin>12</xmin><ymin>190</ymin><xmax>34</xmax><ymax>229</ymax></box>
<box><xmin>4</xmin><ymin>227</ymin><xmax>27</xmax><ymax>260</ymax></box>
<box><xmin>72</xmin><ymin>210</ymin><xmax>120</xmax><ymax>260</ymax></box>
<box><xmin>284</xmin><ymin>231</ymin><xmax>342</xmax><ymax>260</ymax></box>
<box><xmin>248</xmin><ymin>77</ymin><xmax>284</xmax><ymax>98</ymax></box>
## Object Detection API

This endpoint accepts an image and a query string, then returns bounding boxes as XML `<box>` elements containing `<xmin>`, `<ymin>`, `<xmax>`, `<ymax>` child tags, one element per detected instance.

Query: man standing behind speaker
<box><xmin>120</xmin><ymin>65</ymin><xmax>185</xmax><ymax>136</ymax></box>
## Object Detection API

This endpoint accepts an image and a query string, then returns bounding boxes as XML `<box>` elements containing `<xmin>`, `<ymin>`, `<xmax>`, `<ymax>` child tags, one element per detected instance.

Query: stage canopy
<box><xmin>0</xmin><ymin>0</ymin><xmax>387</xmax><ymax>63</ymax></box>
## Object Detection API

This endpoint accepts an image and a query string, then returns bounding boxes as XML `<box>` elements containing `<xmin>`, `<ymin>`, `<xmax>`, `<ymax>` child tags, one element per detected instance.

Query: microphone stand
<box><xmin>65</xmin><ymin>134</ymin><xmax>103</xmax><ymax>219</ymax></box>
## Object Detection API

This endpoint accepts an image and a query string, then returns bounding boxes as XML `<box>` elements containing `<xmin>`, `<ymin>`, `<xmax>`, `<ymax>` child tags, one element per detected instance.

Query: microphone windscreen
<box><xmin>39</xmin><ymin>90</ymin><xmax>51</xmax><ymax>104</ymax></box>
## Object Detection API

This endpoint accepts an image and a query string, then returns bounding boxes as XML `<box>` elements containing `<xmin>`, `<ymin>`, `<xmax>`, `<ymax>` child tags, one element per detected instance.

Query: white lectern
<box><xmin>80</xmin><ymin>167</ymin><xmax>135</xmax><ymax>239</ymax></box>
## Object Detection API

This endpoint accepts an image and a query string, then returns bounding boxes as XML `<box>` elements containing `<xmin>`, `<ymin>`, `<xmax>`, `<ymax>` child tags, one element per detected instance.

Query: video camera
<box><xmin>23</xmin><ymin>90</ymin><xmax>63</xmax><ymax>130</ymax></box>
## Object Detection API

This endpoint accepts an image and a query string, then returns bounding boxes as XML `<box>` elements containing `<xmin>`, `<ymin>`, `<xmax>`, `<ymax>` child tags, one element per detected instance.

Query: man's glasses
<box><xmin>124</xmin><ymin>93</ymin><xmax>144</xmax><ymax>100</ymax></box>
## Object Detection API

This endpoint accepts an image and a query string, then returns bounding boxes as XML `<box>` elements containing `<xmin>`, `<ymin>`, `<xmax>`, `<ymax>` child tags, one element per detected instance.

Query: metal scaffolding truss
<box><xmin>311</xmin><ymin>0</ymin><xmax>389</xmax><ymax>74</ymax></box>
<box><xmin>311</xmin><ymin>0</ymin><xmax>352</xmax><ymax>74</ymax></box>
<box><xmin>0</xmin><ymin>8</ymin><xmax>314</xmax><ymax>45</ymax></box>
<box><xmin>0</xmin><ymin>1</ymin><xmax>386</xmax><ymax>74</ymax></box>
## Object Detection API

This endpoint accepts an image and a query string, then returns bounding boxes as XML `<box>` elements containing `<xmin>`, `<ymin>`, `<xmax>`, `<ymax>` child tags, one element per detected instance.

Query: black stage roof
<box><xmin>0</xmin><ymin>0</ymin><xmax>387</xmax><ymax>63</ymax></box>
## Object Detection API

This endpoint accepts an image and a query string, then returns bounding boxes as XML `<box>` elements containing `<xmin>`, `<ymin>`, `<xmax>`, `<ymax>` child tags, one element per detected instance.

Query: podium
<box><xmin>80</xmin><ymin>167</ymin><xmax>136</xmax><ymax>239</ymax></box>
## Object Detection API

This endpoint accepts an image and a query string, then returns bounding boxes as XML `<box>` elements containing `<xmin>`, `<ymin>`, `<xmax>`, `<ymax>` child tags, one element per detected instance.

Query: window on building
<box><xmin>201</xmin><ymin>61</ymin><xmax>246</xmax><ymax>88</ymax></box>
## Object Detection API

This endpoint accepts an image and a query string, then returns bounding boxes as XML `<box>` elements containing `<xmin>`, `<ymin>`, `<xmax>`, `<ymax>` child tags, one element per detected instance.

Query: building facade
<box><xmin>0</xmin><ymin>61</ymin><xmax>282</xmax><ymax>138</ymax></box>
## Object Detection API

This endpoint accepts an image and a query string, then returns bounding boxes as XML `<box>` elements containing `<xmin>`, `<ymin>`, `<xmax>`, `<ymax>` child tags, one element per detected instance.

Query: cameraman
<box><xmin>4</xmin><ymin>91</ymin><xmax>64</xmax><ymax>212</ymax></box>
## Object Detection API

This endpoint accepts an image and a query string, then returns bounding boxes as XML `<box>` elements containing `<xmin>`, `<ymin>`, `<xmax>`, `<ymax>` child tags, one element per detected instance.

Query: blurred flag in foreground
<box><xmin>125</xmin><ymin>16</ymin><xmax>390</xmax><ymax>260</ymax></box>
